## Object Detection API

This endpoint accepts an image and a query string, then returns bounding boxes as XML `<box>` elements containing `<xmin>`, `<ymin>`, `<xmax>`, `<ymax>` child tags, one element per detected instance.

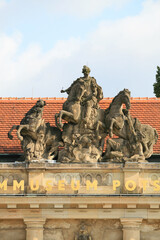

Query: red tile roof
<box><xmin>0</xmin><ymin>97</ymin><xmax>160</xmax><ymax>154</ymax></box>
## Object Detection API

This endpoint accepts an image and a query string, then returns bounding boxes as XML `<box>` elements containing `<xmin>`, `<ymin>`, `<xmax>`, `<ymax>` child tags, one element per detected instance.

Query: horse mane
<box><xmin>105</xmin><ymin>89</ymin><xmax>130</xmax><ymax>115</ymax></box>
<box><xmin>20</xmin><ymin>100</ymin><xmax>45</xmax><ymax>125</ymax></box>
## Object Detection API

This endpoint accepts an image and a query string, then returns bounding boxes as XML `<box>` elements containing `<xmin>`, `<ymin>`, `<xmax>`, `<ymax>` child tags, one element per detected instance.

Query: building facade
<box><xmin>0</xmin><ymin>97</ymin><xmax>160</xmax><ymax>240</ymax></box>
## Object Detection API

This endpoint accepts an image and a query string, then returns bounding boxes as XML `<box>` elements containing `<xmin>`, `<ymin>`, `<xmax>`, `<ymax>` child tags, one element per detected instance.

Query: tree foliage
<box><xmin>153</xmin><ymin>66</ymin><xmax>160</xmax><ymax>97</ymax></box>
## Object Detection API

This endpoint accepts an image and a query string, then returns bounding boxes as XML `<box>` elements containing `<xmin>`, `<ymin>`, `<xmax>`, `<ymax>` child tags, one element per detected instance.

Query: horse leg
<box><xmin>17</xmin><ymin>124</ymin><xmax>29</xmax><ymax>141</ymax></box>
<box><xmin>96</xmin><ymin>121</ymin><xmax>105</xmax><ymax>138</ymax></box>
<box><xmin>109</xmin><ymin>119</ymin><xmax>116</xmax><ymax>138</ymax></box>
<box><xmin>105</xmin><ymin>139</ymin><xmax>113</xmax><ymax>159</ymax></box>
<box><xmin>96</xmin><ymin>122</ymin><xmax>100</xmax><ymax>135</ymax></box>
<box><xmin>59</xmin><ymin>111</ymin><xmax>64</xmax><ymax>128</ymax></box>
<box><xmin>55</xmin><ymin>113</ymin><xmax>61</xmax><ymax>129</ymax></box>
<box><xmin>143</xmin><ymin>142</ymin><xmax>153</xmax><ymax>158</ymax></box>
<box><xmin>8</xmin><ymin>125</ymin><xmax>19</xmax><ymax>139</ymax></box>
<box><xmin>135</xmin><ymin>142</ymin><xmax>144</xmax><ymax>156</ymax></box>
<box><xmin>59</xmin><ymin>110</ymin><xmax>75</xmax><ymax>128</ymax></box>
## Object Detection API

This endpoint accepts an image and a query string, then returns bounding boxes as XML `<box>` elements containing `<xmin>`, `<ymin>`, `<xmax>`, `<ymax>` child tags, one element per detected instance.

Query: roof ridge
<box><xmin>0</xmin><ymin>97</ymin><xmax>160</xmax><ymax>101</ymax></box>
<box><xmin>0</xmin><ymin>97</ymin><xmax>67</xmax><ymax>100</ymax></box>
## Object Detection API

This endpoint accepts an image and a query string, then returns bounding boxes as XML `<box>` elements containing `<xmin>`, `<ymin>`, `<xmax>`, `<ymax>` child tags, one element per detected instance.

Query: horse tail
<box><xmin>8</xmin><ymin>125</ymin><xmax>19</xmax><ymax>140</ymax></box>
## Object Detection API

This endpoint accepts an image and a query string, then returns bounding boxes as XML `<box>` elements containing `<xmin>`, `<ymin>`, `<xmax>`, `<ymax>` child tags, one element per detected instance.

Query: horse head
<box><xmin>36</xmin><ymin>99</ymin><xmax>46</xmax><ymax>107</ymax></box>
<box><xmin>119</xmin><ymin>88</ymin><xmax>131</xmax><ymax>110</ymax></box>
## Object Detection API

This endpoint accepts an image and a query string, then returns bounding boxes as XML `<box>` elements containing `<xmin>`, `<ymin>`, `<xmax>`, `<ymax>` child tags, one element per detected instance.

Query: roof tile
<box><xmin>0</xmin><ymin>98</ymin><xmax>160</xmax><ymax>154</ymax></box>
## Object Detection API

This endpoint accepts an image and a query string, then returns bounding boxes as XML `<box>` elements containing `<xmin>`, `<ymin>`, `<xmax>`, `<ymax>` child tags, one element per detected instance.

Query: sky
<box><xmin>0</xmin><ymin>0</ymin><xmax>160</xmax><ymax>98</ymax></box>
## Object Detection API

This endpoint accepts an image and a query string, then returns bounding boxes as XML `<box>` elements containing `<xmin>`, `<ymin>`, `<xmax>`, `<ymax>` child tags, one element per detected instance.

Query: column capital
<box><xmin>120</xmin><ymin>218</ymin><xmax>142</xmax><ymax>230</ymax></box>
<box><xmin>24</xmin><ymin>218</ymin><xmax>46</xmax><ymax>240</ymax></box>
<box><xmin>24</xmin><ymin>218</ymin><xmax>46</xmax><ymax>229</ymax></box>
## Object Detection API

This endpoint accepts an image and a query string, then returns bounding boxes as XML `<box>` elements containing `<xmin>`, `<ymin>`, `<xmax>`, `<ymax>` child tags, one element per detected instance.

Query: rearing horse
<box><xmin>8</xmin><ymin>99</ymin><xmax>46</xmax><ymax>141</ymax></box>
<box><xmin>55</xmin><ymin>81</ymin><xmax>86</xmax><ymax>128</ymax></box>
<box><xmin>105</xmin><ymin>89</ymin><xmax>131</xmax><ymax>138</ymax></box>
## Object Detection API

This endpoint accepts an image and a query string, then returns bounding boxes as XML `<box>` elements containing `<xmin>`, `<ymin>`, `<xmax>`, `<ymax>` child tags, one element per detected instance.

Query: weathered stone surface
<box><xmin>103</xmin><ymin>91</ymin><xmax>158</xmax><ymax>163</ymax></box>
<box><xmin>44</xmin><ymin>229</ymin><xmax>64</xmax><ymax>240</ymax></box>
<box><xmin>75</xmin><ymin>223</ymin><xmax>92</xmax><ymax>240</ymax></box>
<box><xmin>2</xmin><ymin>218</ymin><xmax>160</xmax><ymax>240</ymax></box>
<box><xmin>8</xmin><ymin>100</ymin><xmax>63</xmax><ymax>161</ymax></box>
<box><xmin>56</xmin><ymin>65</ymin><xmax>105</xmax><ymax>163</ymax></box>
<box><xmin>8</xmin><ymin>66</ymin><xmax>158</xmax><ymax>163</ymax></box>
<box><xmin>44</xmin><ymin>220</ymin><xmax>122</xmax><ymax>240</ymax></box>
<box><xmin>0</xmin><ymin>220</ymin><xmax>25</xmax><ymax>240</ymax></box>
<box><xmin>1</xmin><ymin>161</ymin><xmax>160</xmax><ymax>195</ymax></box>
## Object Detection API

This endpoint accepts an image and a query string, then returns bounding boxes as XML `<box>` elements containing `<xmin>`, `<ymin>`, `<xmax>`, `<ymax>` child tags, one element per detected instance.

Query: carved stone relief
<box><xmin>44</xmin><ymin>172</ymin><xmax>113</xmax><ymax>186</ymax></box>
<box><xmin>8</xmin><ymin>100</ymin><xmax>63</xmax><ymax>161</ymax></box>
<box><xmin>75</xmin><ymin>223</ymin><xmax>92</xmax><ymax>240</ymax></box>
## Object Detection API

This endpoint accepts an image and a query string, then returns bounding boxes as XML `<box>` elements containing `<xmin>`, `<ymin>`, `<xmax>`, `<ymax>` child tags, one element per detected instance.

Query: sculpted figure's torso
<box><xmin>59</xmin><ymin>66</ymin><xmax>103</xmax><ymax>126</ymax></box>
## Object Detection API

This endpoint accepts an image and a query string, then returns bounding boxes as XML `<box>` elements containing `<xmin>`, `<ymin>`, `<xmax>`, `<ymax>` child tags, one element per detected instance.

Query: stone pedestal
<box><xmin>121</xmin><ymin>218</ymin><xmax>142</xmax><ymax>240</ymax></box>
<box><xmin>24</xmin><ymin>218</ymin><xmax>46</xmax><ymax>240</ymax></box>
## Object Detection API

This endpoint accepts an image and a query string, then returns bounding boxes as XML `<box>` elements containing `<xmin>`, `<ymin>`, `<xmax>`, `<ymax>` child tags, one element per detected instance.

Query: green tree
<box><xmin>153</xmin><ymin>66</ymin><xmax>160</xmax><ymax>97</ymax></box>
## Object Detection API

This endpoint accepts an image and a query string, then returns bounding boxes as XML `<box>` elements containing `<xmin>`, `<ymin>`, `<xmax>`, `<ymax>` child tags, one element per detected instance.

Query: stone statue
<box><xmin>75</xmin><ymin>224</ymin><xmax>92</xmax><ymax>240</ymax></box>
<box><xmin>55</xmin><ymin>65</ymin><xmax>103</xmax><ymax>128</ymax></box>
<box><xmin>104</xmin><ymin>89</ymin><xmax>131</xmax><ymax>138</ymax></box>
<box><xmin>8</xmin><ymin>99</ymin><xmax>46</xmax><ymax>141</ymax></box>
<box><xmin>8</xmin><ymin>100</ymin><xmax>63</xmax><ymax>161</ymax></box>
<box><xmin>8</xmin><ymin>66</ymin><xmax>158</xmax><ymax>163</ymax></box>
<box><xmin>55</xmin><ymin>66</ymin><xmax>106</xmax><ymax>163</ymax></box>
<box><xmin>103</xmin><ymin>92</ymin><xmax>158</xmax><ymax>162</ymax></box>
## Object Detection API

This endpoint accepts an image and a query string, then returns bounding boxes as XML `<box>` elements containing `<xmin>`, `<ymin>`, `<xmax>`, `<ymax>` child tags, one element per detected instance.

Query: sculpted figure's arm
<box><xmin>61</xmin><ymin>79</ymin><xmax>80</xmax><ymax>94</ymax></box>
<box><xmin>61</xmin><ymin>87</ymin><xmax>71</xmax><ymax>94</ymax></box>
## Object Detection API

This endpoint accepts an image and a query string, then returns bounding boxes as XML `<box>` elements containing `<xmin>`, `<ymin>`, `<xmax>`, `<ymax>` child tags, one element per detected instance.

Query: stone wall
<box><xmin>1</xmin><ymin>219</ymin><xmax>160</xmax><ymax>240</ymax></box>
<box><xmin>44</xmin><ymin>220</ymin><xmax>122</xmax><ymax>240</ymax></box>
<box><xmin>0</xmin><ymin>162</ymin><xmax>160</xmax><ymax>239</ymax></box>
<box><xmin>0</xmin><ymin>220</ymin><xmax>26</xmax><ymax>240</ymax></box>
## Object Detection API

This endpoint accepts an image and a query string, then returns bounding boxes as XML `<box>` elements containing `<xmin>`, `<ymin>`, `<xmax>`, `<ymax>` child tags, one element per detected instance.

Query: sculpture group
<box><xmin>8</xmin><ymin>66</ymin><xmax>158</xmax><ymax>163</ymax></box>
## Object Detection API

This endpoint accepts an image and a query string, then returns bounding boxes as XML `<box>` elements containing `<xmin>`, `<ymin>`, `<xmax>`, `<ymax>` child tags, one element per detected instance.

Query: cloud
<box><xmin>0</xmin><ymin>0</ymin><xmax>6</xmax><ymax>8</ymax></box>
<box><xmin>0</xmin><ymin>0</ymin><xmax>160</xmax><ymax>97</ymax></box>
<box><xmin>82</xmin><ymin>0</ymin><xmax>160</xmax><ymax>96</ymax></box>
<box><xmin>0</xmin><ymin>33</ymin><xmax>82</xmax><ymax>97</ymax></box>
<box><xmin>88</xmin><ymin>1</ymin><xmax>160</xmax><ymax>58</ymax></box>
<box><xmin>0</xmin><ymin>0</ymin><xmax>130</xmax><ymax>20</ymax></box>
<box><xmin>42</xmin><ymin>0</ymin><xmax>130</xmax><ymax>18</ymax></box>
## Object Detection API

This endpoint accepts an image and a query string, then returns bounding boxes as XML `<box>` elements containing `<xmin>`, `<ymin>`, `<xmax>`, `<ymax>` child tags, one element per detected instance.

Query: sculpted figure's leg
<box><xmin>105</xmin><ymin>138</ymin><xmax>120</xmax><ymax>159</ymax></box>
<box><xmin>83</xmin><ymin>101</ymin><xmax>92</xmax><ymax>123</ymax></box>
<box><xmin>105</xmin><ymin>139</ymin><xmax>112</xmax><ymax>159</ymax></box>
<box><xmin>71</xmin><ymin>103</ymin><xmax>81</xmax><ymax>123</ymax></box>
